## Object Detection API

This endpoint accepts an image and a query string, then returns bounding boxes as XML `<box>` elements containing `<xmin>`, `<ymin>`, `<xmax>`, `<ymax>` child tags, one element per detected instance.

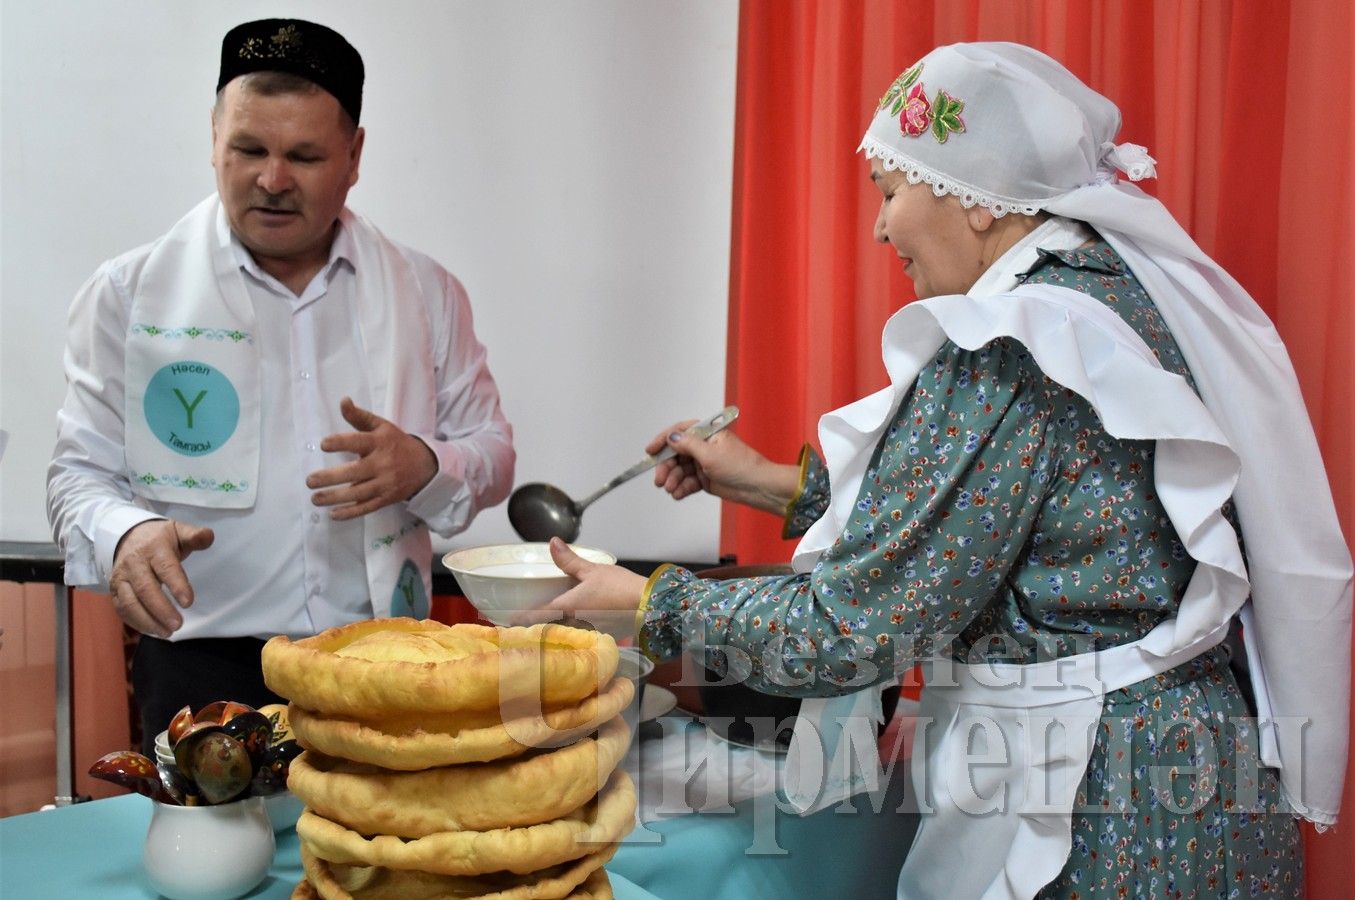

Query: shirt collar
<box><xmin>966</xmin><ymin>216</ymin><xmax>1093</xmax><ymax>299</ymax></box>
<box><xmin>215</xmin><ymin>201</ymin><xmax>357</xmax><ymax>289</ymax></box>
<box><xmin>1026</xmin><ymin>242</ymin><xmax>1125</xmax><ymax>277</ymax></box>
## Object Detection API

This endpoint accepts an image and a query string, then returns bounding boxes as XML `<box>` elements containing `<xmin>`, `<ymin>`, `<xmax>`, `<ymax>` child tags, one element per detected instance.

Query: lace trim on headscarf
<box><xmin>860</xmin><ymin>133</ymin><xmax>1053</xmax><ymax>218</ymax></box>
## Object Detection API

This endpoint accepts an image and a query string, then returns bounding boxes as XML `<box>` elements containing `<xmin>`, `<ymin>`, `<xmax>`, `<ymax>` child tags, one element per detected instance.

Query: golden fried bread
<box><xmin>295</xmin><ymin>870</ymin><xmax>612</xmax><ymax>900</ymax></box>
<box><xmin>263</xmin><ymin>619</ymin><xmax>618</xmax><ymax>717</ymax></box>
<box><xmin>568</xmin><ymin>870</ymin><xmax>613</xmax><ymax>900</ymax></box>
<box><xmin>289</xmin><ymin>677</ymin><xmax>633</xmax><ymax>770</ymax></box>
<box><xmin>288</xmin><ymin>717</ymin><xmax>632</xmax><ymax>836</ymax></box>
<box><xmin>334</xmin><ymin>630</ymin><xmax>500</xmax><ymax>663</ymax></box>
<box><xmin>299</xmin><ymin>842</ymin><xmax>618</xmax><ymax>900</ymax></box>
<box><xmin>296</xmin><ymin>770</ymin><xmax>634</xmax><ymax>876</ymax></box>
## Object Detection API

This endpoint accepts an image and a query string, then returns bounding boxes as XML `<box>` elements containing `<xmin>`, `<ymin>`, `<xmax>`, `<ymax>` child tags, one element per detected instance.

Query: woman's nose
<box><xmin>873</xmin><ymin>205</ymin><xmax>889</xmax><ymax>243</ymax></box>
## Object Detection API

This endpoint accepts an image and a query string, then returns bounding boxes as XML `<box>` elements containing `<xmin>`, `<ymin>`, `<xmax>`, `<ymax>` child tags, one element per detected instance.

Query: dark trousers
<box><xmin>131</xmin><ymin>635</ymin><xmax>285</xmax><ymax>757</ymax></box>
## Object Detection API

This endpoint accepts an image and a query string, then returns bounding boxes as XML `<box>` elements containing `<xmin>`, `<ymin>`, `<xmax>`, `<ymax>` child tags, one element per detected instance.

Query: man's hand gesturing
<box><xmin>306</xmin><ymin>396</ymin><xmax>438</xmax><ymax>521</ymax></box>
<box><xmin>110</xmin><ymin>519</ymin><xmax>214</xmax><ymax>637</ymax></box>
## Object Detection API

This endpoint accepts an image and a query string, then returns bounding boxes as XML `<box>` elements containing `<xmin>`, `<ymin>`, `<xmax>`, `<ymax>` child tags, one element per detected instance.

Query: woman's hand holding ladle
<box><xmin>508</xmin><ymin>406</ymin><xmax>739</xmax><ymax>542</ymax></box>
<box><xmin>648</xmin><ymin>424</ymin><xmax>803</xmax><ymax>515</ymax></box>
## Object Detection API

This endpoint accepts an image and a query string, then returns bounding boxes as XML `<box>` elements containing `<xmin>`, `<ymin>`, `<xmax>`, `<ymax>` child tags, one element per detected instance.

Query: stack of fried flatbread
<box><xmin>262</xmin><ymin>618</ymin><xmax>636</xmax><ymax>900</ymax></box>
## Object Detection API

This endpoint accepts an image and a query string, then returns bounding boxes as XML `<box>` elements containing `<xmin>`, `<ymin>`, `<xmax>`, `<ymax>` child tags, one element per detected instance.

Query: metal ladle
<box><xmin>508</xmin><ymin>405</ymin><xmax>740</xmax><ymax>543</ymax></box>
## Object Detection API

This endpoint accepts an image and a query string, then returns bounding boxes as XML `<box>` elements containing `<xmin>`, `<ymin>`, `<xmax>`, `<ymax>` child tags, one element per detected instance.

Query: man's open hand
<box><xmin>306</xmin><ymin>397</ymin><xmax>438</xmax><ymax>521</ymax></box>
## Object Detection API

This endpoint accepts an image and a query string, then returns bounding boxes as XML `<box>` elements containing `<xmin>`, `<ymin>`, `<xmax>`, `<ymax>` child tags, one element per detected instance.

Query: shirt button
<box><xmin>310</xmin><ymin>512</ymin><xmax>320</xmax><ymax>524</ymax></box>
<box><xmin>305</xmin><ymin>442</ymin><xmax>316</xmax><ymax>451</ymax></box>
<box><xmin>299</xmin><ymin>370</ymin><xmax>311</xmax><ymax>380</ymax></box>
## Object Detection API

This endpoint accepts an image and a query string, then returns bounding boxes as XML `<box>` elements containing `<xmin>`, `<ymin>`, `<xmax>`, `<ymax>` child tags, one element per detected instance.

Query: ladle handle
<box><xmin>575</xmin><ymin>405</ymin><xmax>740</xmax><ymax>512</ymax></box>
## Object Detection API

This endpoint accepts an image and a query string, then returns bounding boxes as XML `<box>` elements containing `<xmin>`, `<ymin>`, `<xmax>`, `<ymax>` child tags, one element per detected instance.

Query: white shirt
<box><xmin>47</xmin><ymin>204</ymin><xmax>514</xmax><ymax>640</ymax></box>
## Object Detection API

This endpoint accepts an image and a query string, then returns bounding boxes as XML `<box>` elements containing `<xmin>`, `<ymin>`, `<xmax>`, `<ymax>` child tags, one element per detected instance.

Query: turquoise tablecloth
<box><xmin>0</xmin><ymin>796</ymin><xmax>659</xmax><ymax>898</ymax></box>
<box><xmin>0</xmin><ymin>717</ymin><xmax>917</xmax><ymax>899</ymax></box>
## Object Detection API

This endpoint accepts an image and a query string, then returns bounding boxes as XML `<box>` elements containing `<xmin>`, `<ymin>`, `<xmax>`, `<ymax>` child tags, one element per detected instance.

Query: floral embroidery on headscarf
<box><xmin>877</xmin><ymin>62</ymin><xmax>966</xmax><ymax>144</ymax></box>
<box><xmin>900</xmin><ymin>84</ymin><xmax>931</xmax><ymax>136</ymax></box>
<box><xmin>929</xmin><ymin>89</ymin><xmax>966</xmax><ymax>143</ymax></box>
<box><xmin>879</xmin><ymin>62</ymin><xmax>923</xmax><ymax>112</ymax></box>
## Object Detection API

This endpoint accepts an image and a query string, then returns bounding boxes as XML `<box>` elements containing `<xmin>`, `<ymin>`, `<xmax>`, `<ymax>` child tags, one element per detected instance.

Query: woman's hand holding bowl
<box><xmin>514</xmin><ymin>538</ymin><xmax>648</xmax><ymax>637</ymax></box>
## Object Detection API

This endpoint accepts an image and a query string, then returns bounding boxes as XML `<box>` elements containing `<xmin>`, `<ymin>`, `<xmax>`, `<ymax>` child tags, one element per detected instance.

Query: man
<box><xmin>47</xmin><ymin>19</ymin><xmax>515</xmax><ymax>751</ymax></box>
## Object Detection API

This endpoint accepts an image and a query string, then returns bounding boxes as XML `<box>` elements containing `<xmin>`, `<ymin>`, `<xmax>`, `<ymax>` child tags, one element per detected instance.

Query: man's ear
<box><xmin>965</xmin><ymin>205</ymin><xmax>996</xmax><ymax>233</ymax></box>
<box><xmin>209</xmin><ymin>105</ymin><xmax>218</xmax><ymax>166</ymax></box>
<box><xmin>347</xmin><ymin>127</ymin><xmax>366</xmax><ymax>189</ymax></box>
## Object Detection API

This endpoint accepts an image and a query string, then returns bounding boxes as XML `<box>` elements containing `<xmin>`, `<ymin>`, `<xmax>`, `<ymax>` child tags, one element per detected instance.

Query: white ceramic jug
<box><xmin>143</xmin><ymin>796</ymin><xmax>275</xmax><ymax>899</ymax></box>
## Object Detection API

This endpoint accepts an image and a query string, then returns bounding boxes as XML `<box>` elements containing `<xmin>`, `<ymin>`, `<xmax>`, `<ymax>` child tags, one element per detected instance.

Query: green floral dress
<box><xmin>640</xmin><ymin>240</ymin><xmax>1302</xmax><ymax>898</ymax></box>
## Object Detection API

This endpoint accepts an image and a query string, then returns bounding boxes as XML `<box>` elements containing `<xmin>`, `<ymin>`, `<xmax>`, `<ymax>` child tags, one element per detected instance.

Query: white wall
<box><xmin>0</xmin><ymin>0</ymin><xmax>737</xmax><ymax>561</ymax></box>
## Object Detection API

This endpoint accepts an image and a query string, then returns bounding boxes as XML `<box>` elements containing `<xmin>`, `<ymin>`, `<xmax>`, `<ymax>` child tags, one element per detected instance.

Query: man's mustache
<box><xmin>252</xmin><ymin>194</ymin><xmax>298</xmax><ymax>212</ymax></box>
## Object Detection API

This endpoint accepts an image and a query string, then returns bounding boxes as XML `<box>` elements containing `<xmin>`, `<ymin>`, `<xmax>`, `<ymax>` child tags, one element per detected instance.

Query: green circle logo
<box><xmin>144</xmin><ymin>361</ymin><xmax>240</xmax><ymax>457</ymax></box>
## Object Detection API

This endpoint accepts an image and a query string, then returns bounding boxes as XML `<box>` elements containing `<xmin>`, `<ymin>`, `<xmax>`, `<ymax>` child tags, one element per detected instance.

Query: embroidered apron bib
<box><xmin>126</xmin><ymin>198</ymin><xmax>261</xmax><ymax>506</ymax></box>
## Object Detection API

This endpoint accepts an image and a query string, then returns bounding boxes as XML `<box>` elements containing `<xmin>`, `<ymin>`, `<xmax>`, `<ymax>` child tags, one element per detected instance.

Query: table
<box><xmin>0</xmin><ymin>794</ymin><xmax>659</xmax><ymax>899</ymax></box>
<box><xmin>0</xmin><ymin>715</ymin><xmax>918</xmax><ymax>899</ymax></box>
<box><xmin>0</xmin><ymin>540</ymin><xmax>78</xmax><ymax>806</ymax></box>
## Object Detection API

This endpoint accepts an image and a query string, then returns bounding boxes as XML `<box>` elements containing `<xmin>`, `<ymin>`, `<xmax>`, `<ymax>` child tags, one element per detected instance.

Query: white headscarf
<box><xmin>860</xmin><ymin>42</ymin><xmax>1353</xmax><ymax>825</ymax></box>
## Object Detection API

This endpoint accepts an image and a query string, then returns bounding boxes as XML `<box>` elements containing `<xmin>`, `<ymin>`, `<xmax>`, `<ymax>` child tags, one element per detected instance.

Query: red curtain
<box><xmin>724</xmin><ymin>0</ymin><xmax>1354</xmax><ymax>892</ymax></box>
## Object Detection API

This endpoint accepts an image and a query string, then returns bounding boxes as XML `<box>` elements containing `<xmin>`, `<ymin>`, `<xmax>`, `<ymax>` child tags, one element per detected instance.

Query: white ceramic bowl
<box><xmin>616</xmin><ymin>646</ymin><xmax>655</xmax><ymax>684</ymax></box>
<box><xmin>442</xmin><ymin>542</ymin><xmax>616</xmax><ymax>625</ymax></box>
<box><xmin>616</xmin><ymin>646</ymin><xmax>655</xmax><ymax>719</ymax></box>
<box><xmin>153</xmin><ymin>730</ymin><xmax>174</xmax><ymax>768</ymax></box>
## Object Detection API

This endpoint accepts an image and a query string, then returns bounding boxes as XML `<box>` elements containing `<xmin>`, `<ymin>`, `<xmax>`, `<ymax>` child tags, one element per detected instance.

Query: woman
<box><xmin>543</xmin><ymin>43</ymin><xmax>1351</xmax><ymax>899</ymax></box>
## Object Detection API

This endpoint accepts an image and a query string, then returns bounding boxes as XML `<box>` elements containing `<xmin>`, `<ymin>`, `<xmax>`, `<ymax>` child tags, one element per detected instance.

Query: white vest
<box><xmin>123</xmin><ymin>196</ymin><xmax>438</xmax><ymax>618</ymax></box>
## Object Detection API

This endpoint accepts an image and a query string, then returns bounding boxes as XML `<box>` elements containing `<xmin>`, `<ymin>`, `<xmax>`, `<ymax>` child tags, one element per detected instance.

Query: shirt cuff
<box><xmin>780</xmin><ymin>443</ymin><xmax>814</xmax><ymax>539</ymax></box>
<box><xmin>404</xmin><ymin>435</ymin><xmax>471</xmax><ymax>527</ymax></box>
<box><xmin>636</xmin><ymin>563</ymin><xmax>677</xmax><ymax>660</ymax></box>
<box><xmin>93</xmin><ymin>506</ymin><xmax>167</xmax><ymax>585</ymax></box>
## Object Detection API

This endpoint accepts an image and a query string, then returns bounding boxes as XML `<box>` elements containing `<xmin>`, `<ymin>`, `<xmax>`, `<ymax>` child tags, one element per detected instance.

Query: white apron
<box><xmin>784</xmin><ymin>220</ymin><xmax>1261</xmax><ymax>898</ymax></box>
<box><xmin>124</xmin><ymin>195</ymin><xmax>439</xmax><ymax>618</ymax></box>
<box><xmin>899</xmin><ymin>628</ymin><xmax>1228</xmax><ymax>897</ymax></box>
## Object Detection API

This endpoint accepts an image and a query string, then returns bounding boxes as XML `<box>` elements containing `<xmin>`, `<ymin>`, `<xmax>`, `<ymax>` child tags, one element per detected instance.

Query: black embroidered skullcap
<box><xmin>217</xmin><ymin>19</ymin><xmax>365</xmax><ymax>124</ymax></box>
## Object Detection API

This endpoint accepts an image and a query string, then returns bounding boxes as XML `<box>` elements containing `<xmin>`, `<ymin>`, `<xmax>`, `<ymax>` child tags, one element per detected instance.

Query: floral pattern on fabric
<box><xmin>928</xmin><ymin>90</ymin><xmax>966</xmax><ymax>143</ymax></box>
<box><xmin>900</xmin><ymin>84</ymin><xmax>932</xmax><ymax>137</ymax></box>
<box><xmin>876</xmin><ymin>62</ymin><xmax>965</xmax><ymax>143</ymax></box>
<box><xmin>642</xmin><ymin>237</ymin><xmax>1300</xmax><ymax>894</ymax></box>
<box><xmin>1040</xmin><ymin>649</ymin><xmax>1302</xmax><ymax>899</ymax></box>
<box><xmin>878</xmin><ymin>63</ymin><xmax>923</xmax><ymax>113</ymax></box>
